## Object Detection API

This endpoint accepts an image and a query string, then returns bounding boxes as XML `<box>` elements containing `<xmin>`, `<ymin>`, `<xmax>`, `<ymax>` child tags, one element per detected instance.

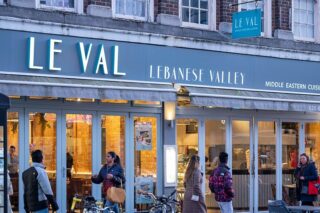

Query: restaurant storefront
<box><xmin>2</xmin><ymin>28</ymin><xmax>320</xmax><ymax>213</ymax></box>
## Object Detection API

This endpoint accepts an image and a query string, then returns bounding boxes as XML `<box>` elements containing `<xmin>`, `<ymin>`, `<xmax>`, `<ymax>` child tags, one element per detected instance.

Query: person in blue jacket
<box><xmin>294</xmin><ymin>153</ymin><xmax>318</xmax><ymax>206</ymax></box>
<box><xmin>91</xmin><ymin>151</ymin><xmax>125</xmax><ymax>213</ymax></box>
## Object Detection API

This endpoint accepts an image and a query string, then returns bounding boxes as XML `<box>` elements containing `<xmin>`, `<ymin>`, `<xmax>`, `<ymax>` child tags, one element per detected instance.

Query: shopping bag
<box><xmin>308</xmin><ymin>177</ymin><xmax>320</xmax><ymax>195</ymax></box>
<box><xmin>107</xmin><ymin>186</ymin><xmax>126</xmax><ymax>203</ymax></box>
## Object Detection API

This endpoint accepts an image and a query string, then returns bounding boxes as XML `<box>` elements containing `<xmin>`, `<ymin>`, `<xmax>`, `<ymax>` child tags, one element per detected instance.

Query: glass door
<box><xmin>232</xmin><ymin>120</ymin><xmax>252</xmax><ymax>212</ymax></box>
<box><xmin>28</xmin><ymin>112</ymin><xmax>57</xmax><ymax>211</ymax></box>
<box><xmin>205</xmin><ymin>119</ymin><xmax>226</xmax><ymax>212</ymax></box>
<box><xmin>256</xmin><ymin>121</ymin><xmax>277</xmax><ymax>211</ymax></box>
<box><xmin>176</xmin><ymin>118</ymin><xmax>199</xmax><ymax>199</ymax></box>
<box><xmin>281</xmin><ymin>122</ymin><xmax>300</xmax><ymax>206</ymax></box>
<box><xmin>100</xmin><ymin>115</ymin><xmax>126</xmax><ymax>212</ymax></box>
<box><xmin>64</xmin><ymin>113</ymin><xmax>92</xmax><ymax>212</ymax></box>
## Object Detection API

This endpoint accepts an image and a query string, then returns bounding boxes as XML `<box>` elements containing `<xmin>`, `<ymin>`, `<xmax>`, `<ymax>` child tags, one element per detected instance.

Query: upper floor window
<box><xmin>40</xmin><ymin>0</ymin><xmax>74</xmax><ymax>9</ymax></box>
<box><xmin>239</xmin><ymin>0</ymin><xmax>264</xmax><ymax>33</ymax></box>
<box><xmin>293</xmin><ymin>0</ymin><xmax>314</xmax><ymax>40</ymax></box>
<box><xmin>114</xmin><ymin>0</ymin><xmax>151</xmax><ymax>21</ymax></box>
<box><xmin>182</xmin><ymin>0</ymin><xmax>209</xmax><ymax>28</ymax></box>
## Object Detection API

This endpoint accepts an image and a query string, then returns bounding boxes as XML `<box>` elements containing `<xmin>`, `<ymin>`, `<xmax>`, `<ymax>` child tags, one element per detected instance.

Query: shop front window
<box><xmin>134</xmin><ymin>116</ymin><xmax>157</xmax><ymax>211</ymax></box>
<box><xmin>7</xmin><ymin>112</ymin><xmax>19</xmax><ymax>211</ymax></box>
<box><xmin>205</xmin><ymin>120</ymin><xmax>225</xmax><ymax>210</ymax></box>
<box><xmin>66</xmin><ymin>114</ymin><xmax>92</xmax><ymax>210</ymax></box>
<box><xmin>29</xmin><ymin>112</ymin><xmax>57</xmax><ymax>196</ymax></box>
<box><xmin>305</xmin><ymin>122</ymin><xmax>320</xmax><ymax>172</ymax></box>
<box><xmin>176</xmin><ymin>119</ymin><xmax>199</xmax><ymax>199</ymax></box>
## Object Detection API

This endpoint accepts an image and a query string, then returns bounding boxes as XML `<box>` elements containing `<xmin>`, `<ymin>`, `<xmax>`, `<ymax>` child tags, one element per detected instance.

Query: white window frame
<box><xmin>292</xmin><ymin>0</ymin><xmax>317</xmax><ymax>42</ymax></box>
<box><xmin>180</xmin><ymin>0</ymin><xmax>216</xmax><ymax>30</ymax></box>
<box><xmin>315</xmin><ymin>0</ymin><xmax>320</xmax><ymax>42</ymax></box>
<box><xmin>238</xmin><ymin>0</ymin><xmax>272</xmax><ymax>37</ymax></box>
<box><xmin>112</xmin><ymin>0</ymin><xmax>154</xmax><ymax>22</ymax></box>
<box><xmin>36</xmin><ymin>0</ymin><xmax>83</xmax><ymax>14</ymax></box>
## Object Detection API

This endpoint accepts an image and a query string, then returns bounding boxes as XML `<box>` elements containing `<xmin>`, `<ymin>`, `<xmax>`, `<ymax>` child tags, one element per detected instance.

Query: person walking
<box><xmin>91</xmin><ymin>151</ymin><xmax>125</xmax><ymax>213</ymax></box>
<box><xmin>209</xmin><ymin>152</ymin><xmax>234</xmax><ymax>213</ymax></box>
<box><xmin>294</xmin><ymin>153</ymin><xmax>318</xmax><ymax>207</ymax></box>
<box><xmin>22</xmin><ymin>150</ymin><xmax>59</xmax><ymax>213</ymax></box>
<box><xmin>182</xmin><ymin>155</ymin><xmax>207</xmax><ymax>213</ymax></box>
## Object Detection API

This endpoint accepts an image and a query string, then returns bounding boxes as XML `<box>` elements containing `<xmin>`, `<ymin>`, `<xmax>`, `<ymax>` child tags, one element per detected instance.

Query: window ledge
<box><xmin>156</xmin><ymin>14</ymin><xmax>180</xmax><ymax>27</ymax></box>
<box><xmin>274</xmin><ymin>29</ymin><xmax>294</xmax><ymax>40</ymax></box>
<box><xmin>39</xmin><ymin>5</ymin><xmax>76</xmax><ymax>13</ymax></box>
<box><xmin>293</xmin><ymin>36</ymin><xmax>315</xmax><ymax>43</ymax></box>
<box><xmin>182</xmin><ymin>22</ymin><xmax>210</xmax><ymax>31</ymax></box>
<box><xmin>113</xmin><ymin>14</ymin><xmax>148</xmax><ymax>22</ymax></box>
<box><xmin>87</xmin><ymin>4</ymin><xmax>112</xmax><ymax>18</ymax></box>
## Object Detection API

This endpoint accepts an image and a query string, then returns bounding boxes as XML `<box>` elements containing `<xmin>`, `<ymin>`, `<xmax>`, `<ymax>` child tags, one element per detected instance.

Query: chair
<box><xmin>268</xmin><ymin>200</ymin><xmax>290</xmax><ymax>213</ymax></box>
<box><xmin>10</xmin><ymin>176</ymin><xmax>19</xmax><ymax>210</ymax></box>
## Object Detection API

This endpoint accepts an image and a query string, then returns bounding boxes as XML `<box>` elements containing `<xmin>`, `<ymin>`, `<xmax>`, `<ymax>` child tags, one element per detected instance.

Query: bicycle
<box><xmin>138</xmin><ymin>189</ymin><xmax>181</xmax><ymax>213</ymax></box>
<box><xmin>70</xmin><ymin>194</ymin><xmax>115</xmax><ymax>213</ymax></box>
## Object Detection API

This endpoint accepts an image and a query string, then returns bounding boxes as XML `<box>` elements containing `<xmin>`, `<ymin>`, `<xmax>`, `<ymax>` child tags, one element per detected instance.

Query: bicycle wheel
<box><xmin>83</xmin><ymin>208</ymin><xmax>96</xmax><ymax>213</ymax></box>
<box><xmin>150</xmin><ymin>205</ymin><xmax>173</xmax><ymax>213</ymax></box>
<box><xmin>149</xmin><ymin>205</ymin><xmax>163</xmax><ymax>213</ymax></box>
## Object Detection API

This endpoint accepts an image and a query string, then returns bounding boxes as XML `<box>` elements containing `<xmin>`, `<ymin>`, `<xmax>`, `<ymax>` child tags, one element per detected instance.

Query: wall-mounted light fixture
<box><xmin>164</xmin><ymin>145</ymin><xmax>177</xmax><ymax>187</ymax></box>
<box><xmin>164</xmin><ymin>102</ymin><xmax>176</xmax><ymax>128</ymax></box>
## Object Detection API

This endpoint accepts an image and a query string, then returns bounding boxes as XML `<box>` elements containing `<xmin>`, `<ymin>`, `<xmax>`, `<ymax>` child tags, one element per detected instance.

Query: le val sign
<box><xmin>232</xmin><ymin>9</ymin><xmax>262</xmax><ymax>39</ymax></box>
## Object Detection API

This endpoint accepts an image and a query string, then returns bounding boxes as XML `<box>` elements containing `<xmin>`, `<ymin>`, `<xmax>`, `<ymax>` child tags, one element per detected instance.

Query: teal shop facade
<box><xmin>1</xmin><ymin>21</ymin><xmax>320</xmax><ymax>213</ymax></box>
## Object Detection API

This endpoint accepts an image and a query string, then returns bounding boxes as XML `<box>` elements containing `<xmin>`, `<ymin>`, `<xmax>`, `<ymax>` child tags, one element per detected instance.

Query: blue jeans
<box><xmin>104</xmin><ymin>199</ymin><xmax>119</xmax><ymax>213</ymax></box>
<box><xmin>217</xmin><ymin>201</ymin><xmax>233</xmax><ymax>213</ymax></box>
<box><xmin>33</xmin><ymin>208</ymin><xmax>49</xmax><ymax>213</ymax></box>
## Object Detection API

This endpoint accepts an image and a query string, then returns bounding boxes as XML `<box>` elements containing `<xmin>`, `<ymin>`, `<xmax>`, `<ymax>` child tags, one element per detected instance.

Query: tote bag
<box><xmin>107</xmin><ymin>186</ymin><xmax>126</xmax><ymax>203</ymax></box>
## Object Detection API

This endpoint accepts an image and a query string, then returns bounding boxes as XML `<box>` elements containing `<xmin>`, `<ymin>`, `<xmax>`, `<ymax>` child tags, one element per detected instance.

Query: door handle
<box><xmin>62</xmin><ymin>167</ymin><xmax>66</xmax><ymax>178</ymax></box>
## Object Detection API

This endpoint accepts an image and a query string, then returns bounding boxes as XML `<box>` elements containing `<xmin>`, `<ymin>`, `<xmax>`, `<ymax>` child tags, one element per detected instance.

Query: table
<box><xmin>287</xmin><ymin>205</ymin><xmax>320</xmax><ymax>213</ymax></box>
<box><xmin>284</xmin><ymin>184</ymin><xmax>296</xmax><ymax>189</ymax></box>
<box><xmin>283</xmin><ymin>184</ymin><xmax>298</xmax><ymax>205</ymax></box>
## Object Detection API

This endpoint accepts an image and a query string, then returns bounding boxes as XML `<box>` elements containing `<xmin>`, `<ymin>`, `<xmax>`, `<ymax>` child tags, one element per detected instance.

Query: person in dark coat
<box><xmin>182</xmin><ymin>155</ymin><xmax>207</xmax><ymax>213</ymax></box>
<box><xmin>294</xmin><ymin>153</ymin><xmax>318</xmax><ymax>206</ymax></box>
<box><xmin>91</xmin><ymin>151</ymin><xmax>125</xmax><ymax>213</ymax></box>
